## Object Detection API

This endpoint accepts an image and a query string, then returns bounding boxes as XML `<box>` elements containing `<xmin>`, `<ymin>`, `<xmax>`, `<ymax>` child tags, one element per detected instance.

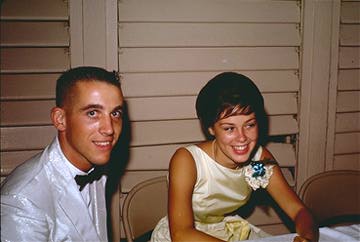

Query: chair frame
<box><xmin>299</xmin><ymin>170</ymin><xmax>360</xmax><ymax>226</ymax></box>
<box><xmin>122</xmin><ymin>176</ymin><xmax>168</xmax><ymax>242</ymax></box>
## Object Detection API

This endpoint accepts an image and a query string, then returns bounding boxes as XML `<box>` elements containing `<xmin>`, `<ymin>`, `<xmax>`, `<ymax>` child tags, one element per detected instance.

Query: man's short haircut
<box><xmin>56</xmin><ymin>66</ymin><xmax>121</xmax><ymax>107</ymax></box>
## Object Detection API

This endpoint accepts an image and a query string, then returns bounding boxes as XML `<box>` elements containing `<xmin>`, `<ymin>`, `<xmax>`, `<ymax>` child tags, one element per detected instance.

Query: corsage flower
<box><xmin>244</xmin><ymin>161</ymin><xmax>274</xmax><ymax>190</ymax></box>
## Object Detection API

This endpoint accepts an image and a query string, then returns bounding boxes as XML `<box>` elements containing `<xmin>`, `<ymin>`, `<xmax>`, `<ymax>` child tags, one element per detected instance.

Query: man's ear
<box><xmin>51</xmin><ymin>107</ymin><xmax>66</xmax><ymax>131</ymax></box>
<box><xmin>208</xmin><ymin>127</ymin><xmax>215</xmax><ymax>136</ymax></box>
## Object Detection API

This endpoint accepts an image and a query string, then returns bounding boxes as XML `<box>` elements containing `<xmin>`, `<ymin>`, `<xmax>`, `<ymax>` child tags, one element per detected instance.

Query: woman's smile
<box><xmin>209</xmin><ymin>113</ymin><xmax>259</xmax><ymax>168</ymax></box>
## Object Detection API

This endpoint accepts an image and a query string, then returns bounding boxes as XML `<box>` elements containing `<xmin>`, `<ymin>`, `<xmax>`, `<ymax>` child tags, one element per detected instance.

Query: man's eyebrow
<box><xmin>80</xmin><ymin>104</ymin><xmax>124</xmax><ymax>112</ymax></box>
<box><xmin>80</xmin><ymin>104</ymin><xmax>104</xmax><ymax>111</ymax></box>
<box><xmin>113</xmin><ymin>105</ymin><xmax>124</xmax><ymax>112</ymax></box>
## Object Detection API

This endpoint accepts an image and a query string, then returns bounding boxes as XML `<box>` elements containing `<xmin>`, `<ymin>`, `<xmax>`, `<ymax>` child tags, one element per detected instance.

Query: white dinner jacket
<box><xmin>1</xmin><ymin>137</ymin><xmax>108</xmax><ymax>242</ymax></box>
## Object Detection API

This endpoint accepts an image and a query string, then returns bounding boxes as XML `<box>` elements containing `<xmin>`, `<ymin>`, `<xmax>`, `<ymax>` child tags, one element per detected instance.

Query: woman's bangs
<box><xmin>219</xmin><ymin>104</ymin><xmax>253</xmax><ymax>120</ymax></box>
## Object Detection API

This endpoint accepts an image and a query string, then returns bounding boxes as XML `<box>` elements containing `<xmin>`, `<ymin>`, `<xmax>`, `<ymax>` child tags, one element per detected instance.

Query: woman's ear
<box><xmin>208</xmin><ymin>126</ymin><xmax>215</xmax><ymax>136</ymax></box>
<box><xmin>51</xmin><ymin>107</ymin><xmax>66</xmax><ymax>131</ymax></box>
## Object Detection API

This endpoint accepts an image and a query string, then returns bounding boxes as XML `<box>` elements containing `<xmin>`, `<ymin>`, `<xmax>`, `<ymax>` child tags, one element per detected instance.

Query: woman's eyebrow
<box><xmin>219</xmin><ymin>117</ymin><xmax>257</xmax><ymax>125</ymax></box>
<box><xmin>245</xmin><ymin>118</ymin><xmax>257</xmax><ymax>122</ymax></box>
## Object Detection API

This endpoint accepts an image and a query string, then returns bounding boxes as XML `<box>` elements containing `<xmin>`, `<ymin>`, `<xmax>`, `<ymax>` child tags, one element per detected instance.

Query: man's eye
<box><xmin>112</xmin><ymin>110</ymin><xmax>122</xmax><ymax>118</ymax></box>
<box><xmin>87</xmin><ymin>110</ymin><xmax>97</xmax><ymax>117</ymax></box>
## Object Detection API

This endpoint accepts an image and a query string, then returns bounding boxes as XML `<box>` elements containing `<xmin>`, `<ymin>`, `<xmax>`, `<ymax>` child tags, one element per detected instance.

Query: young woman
<box><xmin>151</xmin><ymin>72</ymin><xmax>319</xmax><ymax>242</ymax></box>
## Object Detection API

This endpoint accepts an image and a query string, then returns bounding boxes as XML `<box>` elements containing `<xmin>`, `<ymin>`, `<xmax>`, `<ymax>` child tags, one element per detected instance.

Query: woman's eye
<box><xmin>224</xmin><ymin>127</ymin><xmax>234</xmax><ymax>132</ymax></box>
<box><xmin>245</xmin><ymin>122</ymin><xmax>257</xmax><ymax>129</ymax></box>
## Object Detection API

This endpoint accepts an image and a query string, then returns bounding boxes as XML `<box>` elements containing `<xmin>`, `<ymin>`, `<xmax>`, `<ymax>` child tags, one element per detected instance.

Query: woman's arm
<box><xmin>168</xmin><ymin>147</ymin><xmax>224</xmax><ymax>242</ymax></box>
<box><xmin>263</xmin><ymin>148</ymin><xmax>319</xmax><ymax>242</ymax></box>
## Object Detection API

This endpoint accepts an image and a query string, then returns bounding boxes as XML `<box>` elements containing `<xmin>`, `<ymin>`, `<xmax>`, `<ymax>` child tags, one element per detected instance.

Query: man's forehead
<box><xmin>71</xmin><ymin>80</ymin><xmax>122</xmax><ymax>94</ymax></box>
<box><xmin>64</xmin><ymin>81</ymin><xmax>123</xmax><ymax>106</ymax></box>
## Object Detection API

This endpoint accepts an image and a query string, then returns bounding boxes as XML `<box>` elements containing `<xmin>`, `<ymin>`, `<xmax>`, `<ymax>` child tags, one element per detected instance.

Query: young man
<box><xmin>1</xmin><ymin>66</ymin><xmax>125</xmax><ymax>242</ymax></box>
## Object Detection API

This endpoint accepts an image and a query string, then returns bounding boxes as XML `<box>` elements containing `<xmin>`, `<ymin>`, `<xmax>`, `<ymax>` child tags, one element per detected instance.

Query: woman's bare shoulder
<box><xmin>260</xmin><ymin>146</ymin><xmax>278</xmax><ymax>166</ymax></box>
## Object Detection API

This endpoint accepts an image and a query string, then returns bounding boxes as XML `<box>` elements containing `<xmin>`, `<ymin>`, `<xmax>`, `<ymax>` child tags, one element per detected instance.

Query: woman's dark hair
<box><xmin>196</xmin><ymin>72</ymin><xmax>268</xmax><ymax>145</ymax></box>
<box><xmin>56</xmin><ymin>66</ymin><xmax>121</xmax><ymax>107</ymax></box>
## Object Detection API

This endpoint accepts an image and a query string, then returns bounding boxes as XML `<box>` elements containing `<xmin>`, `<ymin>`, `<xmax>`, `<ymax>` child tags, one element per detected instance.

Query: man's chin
<box><xmin>92</xmin><ymin>157</ymin><xmax>111</xmax><ymax>166</ymax></box>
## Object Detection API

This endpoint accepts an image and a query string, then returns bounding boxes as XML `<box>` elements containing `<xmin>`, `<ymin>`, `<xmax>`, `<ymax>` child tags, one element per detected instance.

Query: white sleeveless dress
<box><xmin>151</xmin><ymin>145</ymin><xmax>273</xmax><ymax>242</ymax></box>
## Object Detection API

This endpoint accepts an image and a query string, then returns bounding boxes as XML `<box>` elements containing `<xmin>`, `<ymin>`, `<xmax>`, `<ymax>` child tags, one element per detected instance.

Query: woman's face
<box><xmin>208</xmin><ymin>112</ymin><xmax>259</xmax><ymax>169</ymax></box>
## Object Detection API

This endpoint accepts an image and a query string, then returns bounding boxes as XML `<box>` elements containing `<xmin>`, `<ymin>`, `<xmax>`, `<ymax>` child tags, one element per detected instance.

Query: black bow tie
<box><xmin>74</xmin><ymin>167</ymin><xmax>104</xmax><ymax>191</ymax></box>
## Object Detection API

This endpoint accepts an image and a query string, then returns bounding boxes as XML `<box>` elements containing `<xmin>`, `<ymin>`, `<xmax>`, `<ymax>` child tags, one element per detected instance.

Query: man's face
<box><xmin>55</xmin><ymin>81</ymin><xmax>124</xmax><ymax>171</ymax></box>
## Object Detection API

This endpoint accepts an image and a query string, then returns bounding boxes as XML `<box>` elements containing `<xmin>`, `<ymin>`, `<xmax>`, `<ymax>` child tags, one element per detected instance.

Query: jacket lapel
<box><xmin>58</xmin><ymin>182</ymin><xmax>101</xmax><ymax>241</ymax></box>
<box><xmin>47</xmin><ymin>138</ymin><xmax>102</xmax><ymax>241</ymax></box>
<box><xmin>90</xmin><ymin>176</ymin><xmax>108</xmax><ymax>241</ymax></box>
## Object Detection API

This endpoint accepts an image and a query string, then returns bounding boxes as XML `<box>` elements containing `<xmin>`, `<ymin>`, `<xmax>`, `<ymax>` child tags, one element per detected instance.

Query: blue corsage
<box><xmin>244</xmin><ymin>161</ymin><xmax>274</xmax><ymax>190</ymax></box>
<box><xmin>250</xmin><ymin>162</ymin><xmax>266</xmax><ymax>177</ymax></box>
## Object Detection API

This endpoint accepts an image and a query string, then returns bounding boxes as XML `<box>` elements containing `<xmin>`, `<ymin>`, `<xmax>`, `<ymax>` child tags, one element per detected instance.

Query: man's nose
<box><xmin>99</xmin><ymin>116</ymin><xmax>114</xmax><ymax>136</ymax></box>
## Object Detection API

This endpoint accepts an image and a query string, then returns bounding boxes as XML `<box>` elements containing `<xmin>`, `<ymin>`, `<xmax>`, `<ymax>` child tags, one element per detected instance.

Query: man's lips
<box><xmin>93</xmin><ymin>140</ymin><xmax>113</xmax><ymax>147</ymax></box>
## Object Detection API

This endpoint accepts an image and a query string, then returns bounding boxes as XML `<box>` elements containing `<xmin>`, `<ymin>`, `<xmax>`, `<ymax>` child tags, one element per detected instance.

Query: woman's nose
<box><xmin>236</xmin><ymin>128</ymin><xmax>247</xmax><ymax>141</ymax></box>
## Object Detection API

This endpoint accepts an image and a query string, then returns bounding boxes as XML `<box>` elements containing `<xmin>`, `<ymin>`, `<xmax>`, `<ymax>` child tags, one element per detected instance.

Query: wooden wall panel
<box><xmin>130</xmin><ymin>120</ymin><xmax>204</xmax><ymax>146</ymax></box>
<box><xmin>267</xmin><ymin>143</ymin><xmax>297</xmax><ymax>167</ymax></box>
<box><xmin>1</xmin><ymin>48</ymin><xmax>69</xmax><ymax>73</ymax></box>
<box><xmin>0</xmin><ymin>0</ymin><xmax>70</xmax><ymax>180</ymax></box>
<box><xmin>341</xmin><ymin>1</ymin><xmax>360</xmax><ymax>23</ymax></box>
<box><xmin>1</xmin><ymin>71</ymin><xmax>299</xmax><ymax>100</ymax></box>
<box><xmin>333</xmin><ymin>154</ymin><xmax>360</xmax><ymax>170</ymax></box>
<box><xmin>119</xmin><ymin>23</ymin><xmax>300</xmax><ymax>47</ymax></box>
<box><xmin>0</xmin><ymin>0</ymin><xmax>68</xmax><ymax>20</ymax></box>
<box><xmin>340</xmin><ymin>24</ymin><xmax>360</xmax><ymax>46</ymax></box>
<box><xmin>332</xmin><ymin>0</ymin><xmax>360</xmax><ymax>170</ymax></box>
<box><xmin>336</xmin><ymin>91</ymin><xmax>360</xmax><ymax>112</ymax></box>
<box><xmin>268</xmin><ymin>116</ymin><xmax>299</xmax><ymax>135</ymax></box>
<box><xmin>336</xmin><ymin>112</ymin><xmax>360</xmax><ymax>132</ymax></box>
<box><xmin>124</xmin><ymin>144</ymin><xmax>184</xmax><ymax>170</ymax></box>
<box><xmin>334</xmin><ymin>132</ymin><xmax>360</xmax><ymax>154</ymax></box>
<box><xmin>339</xmin><ymin>47</ymin><xmax>360</xmax><ymax>68</ymax></box>
<box><xmin>1</xmin><ymin>22</ymin><xmax>68</xmax><ymax>47</ymax></box>
<box><xmin>127</xmin><ymin>97</ymin><xmax>197</xmax><ymax>121</ymax></box>
<box><xmin>0</xmin><ymin>74</ymin><xmax>58</xmax><ymax>100</ymax></box>
<box><xmin>119</xmin><ymin>47</ymin><xmax>298</xmax><ymax>72</ymax></box>
<box><xmin>0</xmin><ymin>126</ymin><xmax>56</xmax><ymax>151</ymax></box>
<box><xmin>119</xmin><ymin>0</ymin><xmax>300</xmax><ymax>23</ymax></box>
<box><xmin>338</xmin><ymin>69</ymin><xmax>360</xmax><ymax>91</ymax></box>
<box><xmin>121</xmin><ymin>71</ymin><xmax>299</xmax><ymax>97</ymax></box>
<box><xmin>1</xmin><ymin>101</ymin><xmax>53</xmax><ymax>126</ymax></box>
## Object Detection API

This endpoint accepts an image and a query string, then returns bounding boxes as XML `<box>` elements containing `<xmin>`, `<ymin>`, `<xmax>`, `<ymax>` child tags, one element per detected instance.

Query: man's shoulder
<box><xmin>1</xmin><ymin>138</ymin><xmax>63</xmax><ymax>194</ymax></box>
<box><xmin>1</xmin><ymin>151</ymin><xmax>49</xmax><ymax>195</ymax></box>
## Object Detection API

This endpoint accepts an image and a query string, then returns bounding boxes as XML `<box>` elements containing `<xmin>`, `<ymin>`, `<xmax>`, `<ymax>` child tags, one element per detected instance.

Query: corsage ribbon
<box><xmin>225</xmin><ymin>219</ymin><xmax>251</xmax><ymax>241</ymax></box>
